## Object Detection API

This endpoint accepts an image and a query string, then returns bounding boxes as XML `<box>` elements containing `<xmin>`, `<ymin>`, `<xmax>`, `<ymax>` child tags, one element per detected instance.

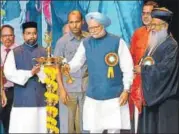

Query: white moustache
<box><xmin>148</xmin><ymin>29</ymin><xmax>168</xmax><ymax>48</ymax></box>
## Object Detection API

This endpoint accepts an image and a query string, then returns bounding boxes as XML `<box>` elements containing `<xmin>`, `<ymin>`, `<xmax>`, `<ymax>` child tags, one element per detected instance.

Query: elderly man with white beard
<box><xmin>134</xmin><ymin>7</ymin><xmax>179</xmax><ymax>133</ymax></box>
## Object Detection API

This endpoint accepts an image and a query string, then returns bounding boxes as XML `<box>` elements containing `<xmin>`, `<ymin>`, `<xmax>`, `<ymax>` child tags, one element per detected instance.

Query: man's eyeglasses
<box><xmin>1</xmin><ymin>34</ymin><xmax>14</xmax><ymax>38</ymax></box>
<box><xmin>88</xmin><ymin>25</ymin><xmax>101</xmax><ymax>31</ymax></box>
<box><xmin>149</xmin><ymin>23</ymin><xmax>166</xmax><ymax>29</ymax></box>
<box><xmin>142</xmin><ymin>12</ymin><xmax>151</xmax><ymax>16</ymax></box>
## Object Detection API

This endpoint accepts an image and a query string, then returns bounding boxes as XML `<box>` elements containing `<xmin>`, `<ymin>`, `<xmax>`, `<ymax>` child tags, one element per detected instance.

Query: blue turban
<box><xmin>151</xmin><ymin>8</ymin><xmax>173</xmax><ymax>24</ymax></box>
<box><xmin>85</xmin><ymin>12</ymin><xmax>111</xmax><ymax>27</ymax></box>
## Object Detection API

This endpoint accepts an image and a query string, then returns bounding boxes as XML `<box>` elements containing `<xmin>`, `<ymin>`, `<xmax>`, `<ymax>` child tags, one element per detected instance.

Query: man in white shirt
<box><xmin>0</xmin><ymin>25</ymin><xmax>18</xmax><ymax>133</ymax></box>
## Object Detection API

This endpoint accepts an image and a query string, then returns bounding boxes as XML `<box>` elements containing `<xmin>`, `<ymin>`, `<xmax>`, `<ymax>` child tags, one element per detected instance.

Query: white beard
<box><xmin>91</xmin><ymin>28</ymin><xmax>106</xmax><ymax>38</ymax></box>
<box><xmin>148</xmin><ymin>29</ymin><xmax>168</xmax><ymax>49</ymax></box>
<box><xmin>147</xmin><ymin>29</ymin><xmax>168</xmax><ymax>54</ymax></box>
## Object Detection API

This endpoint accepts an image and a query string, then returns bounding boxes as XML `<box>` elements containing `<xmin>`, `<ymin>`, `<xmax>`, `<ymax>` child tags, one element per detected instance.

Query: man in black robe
<box><xmin>134</xmin><ymin>7</ymin><xmax>179</xmax><ymax>133</ymax></box>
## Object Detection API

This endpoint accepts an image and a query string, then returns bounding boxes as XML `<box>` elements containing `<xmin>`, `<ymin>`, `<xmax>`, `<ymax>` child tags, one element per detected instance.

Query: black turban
<box><xmin>151</xmin><ymin>7</ymin><xmax>173</xmax><ymax>24</ymax></box>
<box><xmin>22</xmin><ymin>21</ymin><xmax>37</xmax><ymax>32</ymax></box>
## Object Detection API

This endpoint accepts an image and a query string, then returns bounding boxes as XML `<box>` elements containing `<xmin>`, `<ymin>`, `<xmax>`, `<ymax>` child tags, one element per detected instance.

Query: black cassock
<box><xmin>138</xmin><ymin>36</ymin><xmax>179</xmax><ymax>133</ymax></box>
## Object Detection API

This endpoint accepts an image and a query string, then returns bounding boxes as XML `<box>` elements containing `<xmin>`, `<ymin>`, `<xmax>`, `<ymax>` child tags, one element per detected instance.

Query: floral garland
<box><xmin>44</xmin><ymin>66</ymin><xmax>59</xmax><ymax>133</ymax></box>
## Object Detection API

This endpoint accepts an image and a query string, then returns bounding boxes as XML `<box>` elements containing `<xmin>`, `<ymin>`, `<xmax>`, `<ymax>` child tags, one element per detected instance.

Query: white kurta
<box><xmin>4</xmin><ymin>50</ymin><xmax>47</xmax><ymax>133</ymax></box>
<box><xmin>68</xmin><ymin>38</ymin><xmax>134</xmax><ymax>131</ymax></box>
<box><xmin>83</xmin><ymin>96</ymin><xmax>130</xmax><ymax>130</ymax></box>
<box><xmin>9</xmin><ymin>107</ymin><xmax>47</xmax><ymax>133</ymax></box>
